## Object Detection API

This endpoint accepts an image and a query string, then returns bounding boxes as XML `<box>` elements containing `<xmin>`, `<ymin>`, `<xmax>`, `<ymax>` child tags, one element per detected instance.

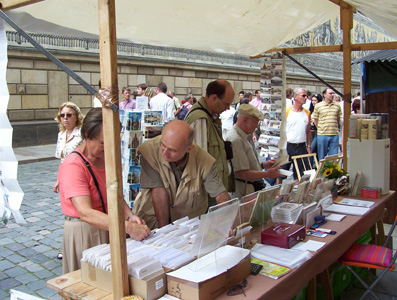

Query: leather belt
<box><xmin>236</xmin><ymin>178</ymin><xmax>255</xmax><ymax>185</ymax></box>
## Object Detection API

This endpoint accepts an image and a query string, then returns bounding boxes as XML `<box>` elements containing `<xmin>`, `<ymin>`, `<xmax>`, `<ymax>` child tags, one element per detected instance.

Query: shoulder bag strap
<box><xmin>72</xmin><ymin>151</ymin><xmax>107</xmax><ymax>214</ymax></box>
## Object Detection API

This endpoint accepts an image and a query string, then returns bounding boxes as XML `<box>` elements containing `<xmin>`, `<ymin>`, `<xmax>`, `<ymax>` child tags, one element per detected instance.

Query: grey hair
<box><xmin>294</xmin><ymin>87</ymin><xmax>306</xmax><ymax>97</ymax></box>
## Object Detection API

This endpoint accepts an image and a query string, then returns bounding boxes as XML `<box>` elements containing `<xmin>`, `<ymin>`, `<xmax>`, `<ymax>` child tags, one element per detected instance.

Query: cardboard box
<box><xmin>167</xmin><ymin>247</ymin><xmax>250</xmax><ymax>300</ymax></box>
<box><xmin>347</xmin><ymin>138</ymin><xmax>390</xmax><ymax>195</ymax></box>
<box><xmin>361</xmin><ymin>187</ymin><xmax>381</xmax><ymax>199</ymax></box>
<box><xmin>81</xmin><ymin>261</ymin><xmax>166</xmax><ymax>300</ymax></box>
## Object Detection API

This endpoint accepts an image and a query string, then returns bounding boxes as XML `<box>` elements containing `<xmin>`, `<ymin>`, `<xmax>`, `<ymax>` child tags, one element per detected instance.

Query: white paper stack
<box><xmin>271</xmin><ymin>202</ymin><xmax>303</xmax><ymax>224</ymax></box>
<box><xmin>251</xmin><ymin>243</ymin><xmax>312</xmax><ymax>269</ymax></box>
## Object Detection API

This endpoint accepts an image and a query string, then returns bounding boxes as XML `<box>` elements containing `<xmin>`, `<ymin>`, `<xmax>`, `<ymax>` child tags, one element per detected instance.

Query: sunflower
<box><xmin>324</xmin><ymin>168</ymin><xmax>333</xmax><ymax>177</ymax></box>
<box><xmin>335</xmin><ymin>164</ymin><xmax>341</xmax><ymax>172</ymax></box>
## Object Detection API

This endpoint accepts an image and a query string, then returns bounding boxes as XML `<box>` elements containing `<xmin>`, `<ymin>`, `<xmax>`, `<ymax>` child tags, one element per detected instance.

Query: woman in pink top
<box><xmin>59</xmin><ymin>108</ymin><xmax>151</xmax><ymax>274</ymax></box>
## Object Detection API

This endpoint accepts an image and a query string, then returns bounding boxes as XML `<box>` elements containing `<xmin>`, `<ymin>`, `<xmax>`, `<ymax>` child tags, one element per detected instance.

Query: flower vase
<box><xmin>331</xmin><ymin>182</ymin><xmax>338</xmax><ymax>198</ymax></box>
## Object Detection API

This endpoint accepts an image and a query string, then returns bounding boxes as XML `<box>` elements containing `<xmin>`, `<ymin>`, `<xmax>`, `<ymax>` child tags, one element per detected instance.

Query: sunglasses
<box><xmin>227</xmin><ymin>278</ymin><xmax>247</xmax><ymax>297</ymax></box>
<box><xmin>60</xmin><ymin>113</ymin><xmax>74</xmax><ymax>118</ymax></box>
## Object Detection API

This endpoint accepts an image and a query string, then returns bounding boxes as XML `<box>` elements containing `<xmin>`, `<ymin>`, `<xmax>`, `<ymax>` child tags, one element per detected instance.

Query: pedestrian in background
<box><xmin>53</xmin><ymin>102</ymin><xmax>84</xmax><ymax>193</ymax></box>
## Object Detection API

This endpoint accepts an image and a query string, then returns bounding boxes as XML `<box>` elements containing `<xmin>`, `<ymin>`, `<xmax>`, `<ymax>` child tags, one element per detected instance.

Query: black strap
<box><xmin>72</xmin><ymin>151</ymin><xmax>107</xmax><ymax>214</ymax></box>
<box><xmin>189</xmin><ymin>102</ymin><xmax>225</xmax><ymax>142</ymax></box>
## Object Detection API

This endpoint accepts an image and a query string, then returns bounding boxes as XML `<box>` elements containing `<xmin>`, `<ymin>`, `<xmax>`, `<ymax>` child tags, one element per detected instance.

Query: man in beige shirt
<box><xmin>133</xmin><ymin>120</ymin><xmax>230</xmax><ymax>229</ymax></box>
<box><xmin>226</xmin><ymin>104</ymin><xmax>283</xmax><ymax>198</ymax></box>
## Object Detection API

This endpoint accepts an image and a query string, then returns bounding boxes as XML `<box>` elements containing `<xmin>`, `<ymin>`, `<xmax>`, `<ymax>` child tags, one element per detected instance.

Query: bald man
<box><xmin>132</xmin><ymin>120</ymin><xmax>231</xmax><ymax>229</ymax></box>
<box><xmin>185</xmin><ymin>80</ymin><xmax>235</xmax><ymax>206</ymax></box>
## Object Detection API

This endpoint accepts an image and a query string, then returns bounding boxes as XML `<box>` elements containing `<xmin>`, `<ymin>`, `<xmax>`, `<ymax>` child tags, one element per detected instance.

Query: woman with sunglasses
<box><xmin>53</xmin><ymin>102</ymin><xmax>84</xmax><ymax>193</ymax></box>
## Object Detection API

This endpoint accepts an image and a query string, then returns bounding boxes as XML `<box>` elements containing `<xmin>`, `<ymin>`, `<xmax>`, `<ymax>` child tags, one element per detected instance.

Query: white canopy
<box><xmin>5</xmin><ymin>0</ymin><xmax>396</xmax><ymax>57</ymax></box>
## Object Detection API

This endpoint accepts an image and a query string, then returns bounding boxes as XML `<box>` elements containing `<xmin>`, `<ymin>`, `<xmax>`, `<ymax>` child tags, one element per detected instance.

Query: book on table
<box><xmin>251</xmin><ymin>257</ymin><xmax>291</xmax><ymax>279</ymax></box>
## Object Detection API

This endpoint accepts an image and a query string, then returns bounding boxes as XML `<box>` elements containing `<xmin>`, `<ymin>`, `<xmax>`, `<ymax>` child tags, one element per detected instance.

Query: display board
<box><xmin>120</xmin><ymin>108</ymin><xmax>163</xmax><ymax>207</ymax></box>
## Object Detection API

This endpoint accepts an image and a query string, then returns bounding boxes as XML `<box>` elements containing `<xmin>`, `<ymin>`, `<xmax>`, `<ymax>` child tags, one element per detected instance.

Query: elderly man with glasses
<box><xmin>184</xmin><ymin>80</ymin><xmax>235</xmax><ymax>206</ymax></box>
<box><xmin>279</xmin><ymin>87</ymin><xmax>312</xmax><ymax>182</ymax></box>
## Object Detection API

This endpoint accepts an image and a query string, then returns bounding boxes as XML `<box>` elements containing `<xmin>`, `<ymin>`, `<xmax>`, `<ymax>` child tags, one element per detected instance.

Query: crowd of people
<box><xmin>54</xmin><ymin>79</ymin><xmax>360</xmax><ymax>274</ymax></box>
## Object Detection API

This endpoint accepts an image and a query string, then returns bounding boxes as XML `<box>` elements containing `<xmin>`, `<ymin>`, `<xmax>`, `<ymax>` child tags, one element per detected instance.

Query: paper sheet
<box><xmin>251</xmin><ymin>244</ymin><xmax>312</xmax><ymax>269</ymax></box>
<box><xmin>324</xmin><ymin>204</ymin><xmax>370</xmax><ymax>216</ymax></box>
<box><xmin>167</xmin><ymin>245</ymin><xmax>249</xmax><ymax>283</ymax></box>
<box><xmin>292</xmin><ymin>240</ymin><xmax>326</xmax><ymax>252</ymax></box>
<box><xmin>326</xmin><ymin>214</ymin><xmax>346</xmax><ymax>221</ymax></box>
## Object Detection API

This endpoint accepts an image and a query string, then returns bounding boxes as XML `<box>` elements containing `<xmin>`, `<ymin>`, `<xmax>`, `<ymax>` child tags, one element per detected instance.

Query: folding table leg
<box><xmin>319</xmin><ymin>269</ymin><xmax>334</xmax><ymax>300</ymax></box>
<box><xmin>307</xmin><ymin>276</ymin><xmax>316</xmax><ymax>300</ymax></box>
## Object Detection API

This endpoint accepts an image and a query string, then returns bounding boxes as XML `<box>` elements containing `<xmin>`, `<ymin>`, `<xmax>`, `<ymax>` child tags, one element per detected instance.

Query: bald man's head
<box><xmin>160</xmin><ymin>120</ymin><xmax>195</xmax><ymax>164</ymax></box>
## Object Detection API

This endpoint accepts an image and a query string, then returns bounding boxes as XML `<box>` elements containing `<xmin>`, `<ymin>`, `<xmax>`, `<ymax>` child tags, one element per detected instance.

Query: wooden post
<box><xmin>0</xmin><ymin>0</ymin><xmax>43</xmax><ymax>10</ymax></box>
<box><xmin>340</xmin><ymin>3</ymin><xmax>353</xmax><ymax>169</ymax></box>
<box><xmin>97</xmin><ymin>0</ymin><xmax>129</xmax><ymax>298</ymax></box>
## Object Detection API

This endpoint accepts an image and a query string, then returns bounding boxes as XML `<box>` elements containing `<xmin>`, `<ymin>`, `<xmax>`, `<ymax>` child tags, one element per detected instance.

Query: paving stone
<box><xmin>31</xmin><ymin>235</ymin><xmax>44</xmax><ymax>241</ymax></box>
<box><xmin>42</xmin><ymin>250</ymin><xmax>59</xmax><ymax>259</ymax></box>
<box><xmin>25</xmin><ymin>263</ymin><xmax>44</xmax><ymax>273</ymax></box>
<box><xmin>52</xmin><ymin>266</ymin><xmax>62</xmax><ymax>276</ymax></box>
<box><xmin>25</xmin><ymin>217</ymin><xmax>41</xmax><ymax>222</ymax></box>
<box><xmin>23</xmin><ymin>240</ymin><xmax>40</xmax><ymax>248</ymax></box>
<box><xmin>30</xmin><ymin>254</ymin><xmax>48</xmax><ymax>264</ymax></box>
<box><xmin>0</xmin><ymin>248</ymin><xmax>13</xmax><ymax>258</ymax></box>
<box><xmin>7</xmin><ymin>254</ymin><xmax>27</xmax><ymax>264</ymax></box>
<box><xmin>6</xmin><ymin>223</ymin><xmax>21</xmax><ymax>229</ymax></box>
<box><xmin>26</xmin><ymin>279</ymin><xmax>47</xmax><ymax>291</ymax></box>
<box><xmin>3</xmin><ymin>230</ymin><xmax>20</xmax><ymax>238</ymax></box>
<box><xmin>18</xmin><ymin>261</ymin><xmax>33</xmax><ymax>268</ymax></box>
<box><xmin>9</xmin><ymin>285</ymin><xmax>37</xmax><ymax>297</ymax></box>
<box><xmin>36</xmin><ymin>286</ymin><xmax>58</xmax><ymax>299</ymax></box>
<box><xmin>31</xmin><ymin>211</ymin><xmax>45</xmax><ymax>216</ymax></box>
<box><xmin>0</xmin><ymin>259</ymin><xmax>14</xmax><ymax>271</ymax></box>
<box><xmin>4</xmin><ymin>242</ymin><xmax>25</xmax><ymax>252</ymax></box>
<box><xmin>0</xmin><ymin>271</ymin><xmax>7</xmax><ymax>280</ymax></box>
<box><xmin>0</xmin><ymin>227</ymin><xmax>11</xmax><ymax>234</ymax></box>
<box><xmin>0</xmin><ymin>237</ymin><xmax>14</xmax><ymax>245</ymax></box>
<box><xmin>34</xmin><ymin>269</ymin><xmax>54</xmax><ymax>279</ymax></box>
<box><xmin>18</xmin><ymin>248</ymin><xmax>38</xmax><ymax>257</ymax></box>
<box><xmin>38</xmin><ymin>230</ymin><xmax>51</xmax><ymax>235</ymax></box>
<box><xmin>41</xmin><ymin>260</ymin><xmax>60</xmax><ymax>270</ymax></box>
<box><xmin>0</xmin><ymin>289</ymin><xmax>8</xmax><ymax>299</ymax></box>
<box><xmin>14</xmin><ymin>273</ymin><xmax>38</xmax><ymax>285</ymax></box>
<box><xmin>4</xmin><ymin>266</ymin><xmax>27</xmax><ymax>278</ymax></box>
<box><xmin>32</xmin><ymin>244</ymin><xmax>52</xmax><ymax>253</ymax></box>
<box><xmin>0</xmin><ymin>277</ymin><xmax>21</xmax><ymax>290</ymax></box>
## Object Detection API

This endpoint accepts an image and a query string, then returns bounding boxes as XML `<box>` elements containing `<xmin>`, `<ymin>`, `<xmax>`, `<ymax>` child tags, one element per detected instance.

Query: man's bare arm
<box><xmin>151</xmin><ymin>187</ymin><xmax>170</xmax><ymax>228</ymax></box>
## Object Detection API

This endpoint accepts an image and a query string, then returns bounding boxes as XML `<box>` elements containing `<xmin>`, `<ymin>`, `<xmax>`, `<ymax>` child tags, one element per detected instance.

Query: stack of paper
<box><xmin>271</xmin><ymin>202</ymin><xmax>303</xmax><ymax>224</ymax></box>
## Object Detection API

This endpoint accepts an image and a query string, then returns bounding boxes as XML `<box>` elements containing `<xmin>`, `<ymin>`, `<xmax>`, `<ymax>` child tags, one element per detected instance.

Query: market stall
<box><xmin>1</xmin><ymin>0</ymin><xmax>397</xmax><ymax>298</ymax></box>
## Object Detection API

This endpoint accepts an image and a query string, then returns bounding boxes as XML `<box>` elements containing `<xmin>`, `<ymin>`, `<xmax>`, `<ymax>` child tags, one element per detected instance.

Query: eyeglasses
<box><xmin>227</xmin><ymin>278</ymin><xmax>247</xmax><ymax>297</ymax></box>
<box><xmin>217</xmin><ymin>97</ymin><xmax>232</xmax><ymax>108</ymax></box>
<box><xmin>298</xmin><ymin>94</ymin><xmax>308</xmax><ymax>98</ymax></box>
<box><xmin>94</xmin><ymin>138</ymin><xmax>105</xmax><ymax>147</ymax></box>
<box><xmin>60</xmin><ymin>113</ymin><xmax>75</xmax><ymax>118</ymax></box>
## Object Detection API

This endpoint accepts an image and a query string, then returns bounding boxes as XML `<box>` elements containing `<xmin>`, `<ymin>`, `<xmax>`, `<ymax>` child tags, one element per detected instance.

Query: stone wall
<box><xmin>6</xmin><ymin>47</ymin><xmax>359</xmax><ymax>147</ymax></box>
<box><xmin>6</xmin><ymin>49</ymin><xmax>261</xmax><ymax>122</ymax></box>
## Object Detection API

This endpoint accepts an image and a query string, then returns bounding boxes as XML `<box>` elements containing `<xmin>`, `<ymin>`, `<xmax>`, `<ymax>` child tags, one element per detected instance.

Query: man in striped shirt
<box><xmin>312</xmin><ymin>88</ymin><xmax>342</xmax><ymax>160</ymax></box>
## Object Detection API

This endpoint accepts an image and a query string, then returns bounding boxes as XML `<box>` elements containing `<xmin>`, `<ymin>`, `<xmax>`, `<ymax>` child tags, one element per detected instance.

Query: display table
<box><xmin>47</xmin><ymin>192</ymin><xmax>394</xmax><ymax>300</ymax></box>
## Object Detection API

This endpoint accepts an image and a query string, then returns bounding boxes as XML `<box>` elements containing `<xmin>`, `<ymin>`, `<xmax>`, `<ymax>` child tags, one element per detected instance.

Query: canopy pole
<box><xmin>97</xmin><ymin>0</ymin><xmax>129</xmax><ymax>298</ymax></box>
<box><xmin>340</xmin><ymin>2</ymin><xmax>353</xmax><ymax>169</ymax></box>
<box><xmin>283</xmin><ymin>51</ymin><xmax>344</xmax><ymax>99</ymax></box>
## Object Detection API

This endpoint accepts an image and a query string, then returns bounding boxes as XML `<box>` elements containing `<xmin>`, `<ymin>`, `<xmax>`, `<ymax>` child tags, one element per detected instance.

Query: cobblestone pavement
<box><xmin>0</xmin><ymin>160</ymin><xmax>62</xmax><ymax>300</ymax></box>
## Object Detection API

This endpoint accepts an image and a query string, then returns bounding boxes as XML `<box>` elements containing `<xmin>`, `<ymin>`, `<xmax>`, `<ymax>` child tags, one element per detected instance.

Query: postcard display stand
<box><xmin>0</xmin><ymin>20</ymin><xmax>25</xmax><ymax>225</ymax></box>
<box><xmin>120</xmin><ymin>109</ymin><xmax>163</xmax><ymax>207</ymax></box>
<box><xmin>347</xmin><ymin>138</ymin><xmax>390</xmax><ymax>195</ymax></box>
<box><xmin>258</xmin><ymin>52</ymin><xmax>287</xmax><ymax>159</ymax></box>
